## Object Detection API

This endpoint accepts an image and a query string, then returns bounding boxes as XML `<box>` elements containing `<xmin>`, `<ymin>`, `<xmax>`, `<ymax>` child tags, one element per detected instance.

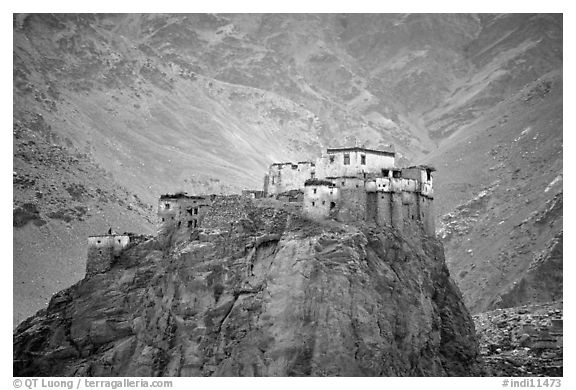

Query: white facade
<box><xmin>315</xmin><ymin>148</ymin><xmax>395</xmax><ymax>179</ymax></box>
<box><xmin>303</xmin><ymin>183</ymin><xmax>339</xmax><ymax>220</ymax></box>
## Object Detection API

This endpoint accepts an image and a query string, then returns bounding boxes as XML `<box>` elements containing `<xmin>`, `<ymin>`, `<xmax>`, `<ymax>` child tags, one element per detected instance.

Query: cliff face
<box><xmin>14</xmin><ymin>202</ymin><xmax>480</xmax><ymax>376</ymax></box>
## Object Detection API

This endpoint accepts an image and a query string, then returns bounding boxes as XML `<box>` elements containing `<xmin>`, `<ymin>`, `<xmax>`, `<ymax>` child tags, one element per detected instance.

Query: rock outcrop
<box><xmin>14</xmin><ymin>201</ymin><xmax>480</xmax><ymax>376</ymax></box>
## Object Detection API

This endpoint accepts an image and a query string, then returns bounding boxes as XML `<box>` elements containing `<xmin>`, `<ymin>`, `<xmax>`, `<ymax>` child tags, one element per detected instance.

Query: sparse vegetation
<box><xmin>13</xmin><ymin>203</ymin><xmax>46</xmax><ymax>227</ymax></box>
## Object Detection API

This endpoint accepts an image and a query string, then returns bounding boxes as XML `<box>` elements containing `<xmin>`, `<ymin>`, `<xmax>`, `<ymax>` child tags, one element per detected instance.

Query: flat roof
<box><xmin>404</xmin><ymin>164</ymin><xmax>436</xmax><ymax>172</ymax></box>
<box><xmin>326</xmin><ymin>147</ymin><xmax>395</xmax><ymax>157</ymax></box>
<box><xmin>160</xmin><ymin>193</ymin><xmax>207</xmax><ymax>200</ymax></box>
<box><xmin>88</xmin><ymin>234</ymin><xmax>130</xmax><ymax>238</ymax></box>
<box><xmin>304</xmin><ymin>179</ymin><xmax>335</xmax><ymax>187</ymax></box>
<box><xmin>271</xmin><ymin>161</ymin><xmax>315</xmax><ymax>167</ymax></box>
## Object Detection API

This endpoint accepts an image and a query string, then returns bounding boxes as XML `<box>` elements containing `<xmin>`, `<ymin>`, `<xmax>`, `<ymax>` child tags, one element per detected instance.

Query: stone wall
<box><xmin>86</xmin><ymin>235</ymin><xmax>130</xmax><ymax>277</ymax></box>
<box><xmin>265</xmin><ymin>162</ymin><xmax>315</xmax><ymax>195</ymax></box>
<box><xmin>202</xmin><ymin>195</ymin><xmax>255</xmax><ymax>230</ymax></box>
<box><xmin>419</xmin><ymin>196</ymin><xmax>435</xmax><ymax>236</ymax></box>
<box><xmin>158</xmin><ymin>195</ymin><xmax>212</xmax><ymax>231</ymax></box>
<box><xmin>337</xmin><ymin>187</ymin><xmax>367</xmax><ymax>223</ymax></box>
<box><xmin>302</xmin><ymin>183</ymin><xmax>338</xmax><ymax>220</ymax></box>
<box><xmin>302</xmin><ymin>166</ymin><xmax>436</xmax><ymax>236</ymax></box>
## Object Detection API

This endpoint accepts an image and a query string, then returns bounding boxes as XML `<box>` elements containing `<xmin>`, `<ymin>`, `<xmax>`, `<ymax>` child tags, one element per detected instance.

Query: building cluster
<box><xmin>85</xmin><ymin>146</ymin><xmax>436</xmax><ymax>277</ymax></box>
<box><xmin>264</xmin><ymin>147</ymin><xmax>435</xmax><ymax>236</ymax></box>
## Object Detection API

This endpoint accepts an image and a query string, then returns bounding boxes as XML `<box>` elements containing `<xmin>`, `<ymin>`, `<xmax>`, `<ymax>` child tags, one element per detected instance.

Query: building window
<box><xmin>165</xmin><ymin>203</ymin><xmax>170</xmax><ymax>209</ymax></box>
<box><xmin>322</xmin><ymin>200</ymin><xmax>325</xmax><ymax>205</ymax></box>
<box><xmin>329</xmin><ymin>155</ymin><xmax>335</xmax><ymax>163</ymax></box>
<box><xmin>361</xmin><ymin>155</ymin><xmax>366</xmax><ymax>165</ymax></box>
<box><xmin>343</xmin><ymin>153</ymin><xmax>350</xmax><ymax>165</ymax></box>
<box><xmin>330</xmin><ymin>202</ymin><xmax>336</xmax><ymax>209</ymax></box>
<box><xmin>311</xmin><ymin>171</ymin><xmax>315</xmax><ymax>178</ymax></box>
<box><xmin>97</xmin><ymin>240</ymin><xmax>101</xmax><ymax>244</ymax></box>
<box><xmin>188</xmin><ymin>221</ymin><xmax>193</xmax><ymax>228</ymax></box>
<box><xmin>382</xmin><ymin>169</ymin><xmax>389</xmax><ymax>177</ymax></box>
<box><xmin>272</xmin><ymin>177</ymin><xmax>275</xmax><ymax>184</ymax></box>
<box><xmin>341</xmin><ymin>181</ymin><xmax>345</xmax><ymax>186</ymax></box>
<box><xmin>313</xmin><ymin>189</ymin><xmax>317</xmax><ymax>194</ymax></box>
<box><xmin>312</xmin><ymin>201</ymin><xmax>315</xmax><ymax>206</ymax></box>
<box><xmin>393</xmin><ymin>170</ymin><xmax>401</xmax><ymax>178</ymax></box>
<box><xmin>426</xmin><ymin>169</ymin><xmax>431</xmax><ymax>181</ymax></box>
<box><xmin>194</xmin><ymin>207</ymin><xmax>198</xmax><ymax>215</ymax></box>
<box><xmin>162</xmin><ymin>218</ymin><xmax>165</xmax><ymax>222</ymax></box>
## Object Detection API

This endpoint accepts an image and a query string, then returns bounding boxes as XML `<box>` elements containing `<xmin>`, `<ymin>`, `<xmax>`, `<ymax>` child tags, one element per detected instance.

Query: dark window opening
<box><xmin>356</xmin><ymin>184</ymin><xmax>359</xmax><ymax>188</ymax></box>
<box><xmin>329</xmin><ymin>155</ymin><xmax>335</xmax><ymax>163</ymax></box>
<box><xmin>98</xmin><ymin>250</ymin><xmax>102</xmax><ymax>254</ymax></box>
<box><xmin>194</xmin><ymin>207</ymin><xmax>198</xmax><ymax>215</ymax></box>
<box><xmin>97</xmin><ymin>240</ymin><xmax>101</xmax><ymax>244</ymax></box>
<box><xmin>171</xmin><ymin>216</ymin><xmax>175</xmax><ymax>220</ymax></box>
<box><xmin>187</xmin><ymin>208</ymin><xmax>193</xmax><ymax>215</ymax></box>
<box><xmin>312</xmin><ymin>201</ymin><xmax>315</xmax><ymax>206</ymax></box>
<box><xmin>311</xmin><ymin>171</ymin><xmax>315</xmax><ymax>178</ymax></box>
<box><xmin>393</xmin><ymin>170</ymin><xmax>401</xmax><ymax>178</ymax></box>
<box><xmin>411</xmin><ymin>215</ymin><xmax>414</xmax><ymax>220</ymax></box>
<box><xmin>165</xmin><ymin>203</ymin><xmax>170</xmax><ymax>209</ymax></box>
<box><xmin>330</xmin><ymin>202</ymin><xmax>336</xmax><ymax>209</ymax></box>
<box><xmin>117</xmin><ymin>239</ymin><xmax>121</xmax><ymax>243</ymax></box>
<box><xmin>322</xmin><ymin>200</ymin><xmax>325</xmax><ymax>205</ymax></box>
<box><xmin>313</xmin><ymin>189</ymin><xmax>317</xmax><ymax>194</ymax></box>
<box><xmin>361</xmin><ymin>155</ymin><xmax>366</xmax><ymax>165</ymax></box>
<box><xmin>194</xmin><ymin>220</ymin><xmax>198</xmax><ymax>228</ymax></box>
<box><xmin>426</xmin><ymin>169</ymin><xmax>431</xmax><ymax>181</ymax></box>
<box><xmin>178</xmin><ymin>221</ymin><xmax>181</xmax><ymax>227</ymax></box>
<box><xmin>343</xmin><ymin>153</ymin><xmax>350</xmax><ymax>165</ymax></box>
<box><xmin>341</xmin><ymin>181</ymin><xmax>345</xmax><ymax>186</ymax></box>
<box><xmin>382</xmin><ymin>169</ymin><xmax>389</xmax><ymax>177</ymax></box>
<box><xmin>188</xmin><ymin>220</ymin><xmax>193</xmax><ymax>228</ymax></box>
<box><xmin>162</xmin><ymin>218</ymin><xmax>165</xmax><ymax>222</ymax></box>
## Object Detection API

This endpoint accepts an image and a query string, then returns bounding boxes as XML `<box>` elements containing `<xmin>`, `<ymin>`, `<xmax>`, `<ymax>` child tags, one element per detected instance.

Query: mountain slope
<box><xmin>424</xmin><ymin>68</ymin><xmax>562</xmax><ymax>313</ymax></box>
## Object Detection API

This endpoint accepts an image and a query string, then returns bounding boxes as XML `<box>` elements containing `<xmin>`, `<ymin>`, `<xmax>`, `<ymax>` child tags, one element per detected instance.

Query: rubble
<box><xmin>474</xmin><ymin>301</ymin><xmax>562</xmax><ymax>376</ymax></box>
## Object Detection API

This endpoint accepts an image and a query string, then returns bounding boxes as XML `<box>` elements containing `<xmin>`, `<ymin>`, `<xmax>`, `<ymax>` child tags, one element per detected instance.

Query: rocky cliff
<box><xmin>13</xmin><ymin>200</ymin><xmax>480</xmax><ymax>376</ymax></box>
